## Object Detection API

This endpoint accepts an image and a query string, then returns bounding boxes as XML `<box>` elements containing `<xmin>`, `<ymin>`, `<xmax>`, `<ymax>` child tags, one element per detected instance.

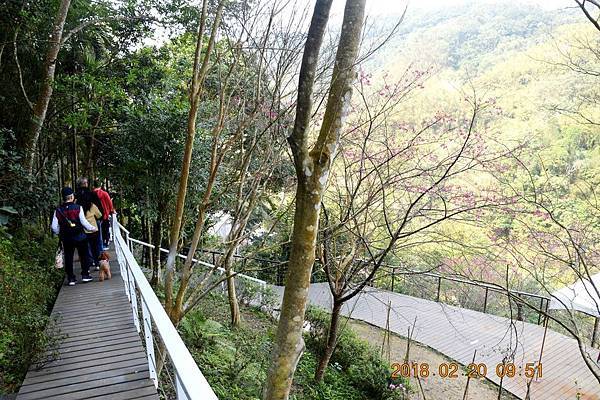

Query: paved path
<box><xmin>272</xmin><ymin>283</ymin><xmax>600</xmax><ymax>400</ymax></box>
<box><xmin>17</xmin><ymin>247</ymin><xmax>158</xmax><ymax>400</ymax></box>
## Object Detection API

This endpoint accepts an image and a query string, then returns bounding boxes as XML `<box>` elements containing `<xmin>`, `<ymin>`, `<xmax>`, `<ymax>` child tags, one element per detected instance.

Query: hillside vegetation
<box><xmin>1</xmin><ymin>0</ymin><xmax>598</xmax><ymax>397</ymax></box>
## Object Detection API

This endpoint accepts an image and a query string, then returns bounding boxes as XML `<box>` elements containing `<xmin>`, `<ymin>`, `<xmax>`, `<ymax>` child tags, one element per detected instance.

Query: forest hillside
<box><xmin>1</xmin><ymin>0</ymin><xmax>599</xmax><ymax>399</ymax></box>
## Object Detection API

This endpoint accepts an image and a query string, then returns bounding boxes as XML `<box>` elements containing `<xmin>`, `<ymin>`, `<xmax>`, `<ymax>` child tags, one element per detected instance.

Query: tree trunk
<box><xmin>164</xmin><ymin>100</ymin><xmax>200</xmax><ymax>315</ymax></box>
<box><xmin>84</xmin><ymin>112</ymin><xmax>100</xmax><ymax>178</ymax></box>
<box><xmin>151</xmin><ymin>209</ymin><xmax>163</xmax><ymax>286</ymax></box>
<box><xmin>147</xmin><ymin>215</ymin><xmax>153</xmax><ymax>270</ymax></box>
<box><xmin>171</xmin><ymin>199</ymin><xmax>210</xmax><ymax>320</ymax></box>
<box><xmin>22</xmin><ymin>0</ymin><xmax>72</xmax><ymax>173</ymax></box>
<box><xmin>223</xmin><ymin>255</ymin><xmax>242</xmax><ymax>328</ymax></box>
<box><xmin>264</xmin><ymin>186</ymin><xmax>320</xmax><ymax>399</ymax></box>
<box><xmin>314</xmin><ymin>301</ymin><xmax>342</xmax><ymax>382</ymax></box>
<box><xmin>71</xmin><ymin>125</ymin><xmax>78</xmax><ymax>185</ymax></box>
<box><xmin>264</xmin><ymin>1</ymin><xmax>365</xmax><ymax>398</ymax></box>
<box><xmin>164</xmin><ymin>0</ymin><xmax>224</xmax><ymax>317</ymax></box>
<box><xmin>141</xmin><ymin>215</ymin><xmax>148</xmax><ymax>266</ymax></box>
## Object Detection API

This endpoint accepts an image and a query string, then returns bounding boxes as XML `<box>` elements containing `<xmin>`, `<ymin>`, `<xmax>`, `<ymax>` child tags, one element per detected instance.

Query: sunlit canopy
<box><xmin>549</xmin><ymin>273</ymin><xmax>600</xmax><ymax>318</ymax></box>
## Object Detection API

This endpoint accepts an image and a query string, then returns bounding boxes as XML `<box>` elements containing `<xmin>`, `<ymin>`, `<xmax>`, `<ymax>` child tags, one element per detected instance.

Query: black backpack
<box><xmin>56</xmin><ymin>205</ymin><xmax>85</xmax><ymax>239</ymax></box>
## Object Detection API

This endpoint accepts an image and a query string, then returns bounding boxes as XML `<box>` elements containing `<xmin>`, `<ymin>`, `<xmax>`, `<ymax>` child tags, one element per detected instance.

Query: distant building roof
<box><xmin>548</xmin><ymin>272</ymin><xmax>600</xmax><ymax>318</ymax></box>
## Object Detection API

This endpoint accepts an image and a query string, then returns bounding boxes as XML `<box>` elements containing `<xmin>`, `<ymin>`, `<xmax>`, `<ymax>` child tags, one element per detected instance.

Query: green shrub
<box><xmin>177</xmin><ymin>295</ymin><xmax>408</xmax><ymax>400</ymax></box>
<box><xmin>237</xmin><ymin>281</ymin><xmax>278</xmax><ymax>312</ymax></box>
<box><xmin>0</xmin><ymin>225</ymin><xmax>63</xmax><ymax>394</ymax></box>
<box><xmin>304</xmin><ymin>306</ymin><xmax>408</xmax><ymax>400</ymax></box>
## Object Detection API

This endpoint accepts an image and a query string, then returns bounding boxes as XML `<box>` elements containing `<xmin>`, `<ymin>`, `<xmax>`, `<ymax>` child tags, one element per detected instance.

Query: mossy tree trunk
<box><xmin>263</xmin><ymin>1</ymin><xmax>366</xmax><ymax>399</ymax></box>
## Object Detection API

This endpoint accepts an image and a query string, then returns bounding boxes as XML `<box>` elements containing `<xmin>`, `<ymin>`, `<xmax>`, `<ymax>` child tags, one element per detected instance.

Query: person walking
<box><xmin>93</xmin><ymin>180</ymin><xmax>115</xmax><ymax>250</ymax></box>
<box><xmin>51</xmin><ymin>187</ymin><xmax>98</xmax><ymax>285</ymax></box>
<box><xmin>78</xmin><ymin>192</ymin><xmax>103</xmax><ymax>270</ymax></box>
<box><xmin>76</xmin><ymin>177</ymin><xmax>104</xmax><ymax>256</ymax></box>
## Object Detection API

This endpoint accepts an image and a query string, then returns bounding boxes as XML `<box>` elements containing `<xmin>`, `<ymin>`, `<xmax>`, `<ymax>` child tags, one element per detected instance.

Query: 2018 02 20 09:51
<box><xmin>391</xmin><ymin>362</ymin><xmax>543</xmax><ymax>379</ymax></box>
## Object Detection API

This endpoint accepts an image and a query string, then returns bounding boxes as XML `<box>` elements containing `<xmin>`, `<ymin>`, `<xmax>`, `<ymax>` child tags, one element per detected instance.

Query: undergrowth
<box><xmin>0</xmin><ymin>224</ymin><xmax>63</xmax><ymax>393</ymax></box>
<box><xmin>176</xmin><ymin>292</ymin><xmax>408</xmax><ymax>400</ymax></box>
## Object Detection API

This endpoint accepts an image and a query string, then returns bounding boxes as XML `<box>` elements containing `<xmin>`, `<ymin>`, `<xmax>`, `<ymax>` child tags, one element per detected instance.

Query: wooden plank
<box><xmin>44</xmin><ymin>332</ymin><xmax>140</xmax><ymax>354</ymax></box>
<box><xmin>54</xmin><ymin>319</ymin><xmax>135</xmax><ymax>335</ymax></box>
<box><xmin>35</xmin><ymin>345</ymin><xmax>146</xmax><ymax>370</ymax></box>
<box><xmin>51</xmin><ymin>327</ymin><xmax>138</xmax><ymax>346</ymax></box>
<box><xmin>79</xmin><ymin>385</ymin><xmax>159</xmax><ymax>400</ymax></box>
<box><xmin>52</xmin><ymin>300</ymin><xmax>130</xmax><ymax>313</ymax></box>
<box><xmin>17</xmin><ymin>371</ymin><xmax>150</xmax><ymax>400</ymax></box>
<box><xmin>32</xmin><ymin>378</ymin><xmax>155</xmax><ymax>400</ymax></box>
<box><xmin>56</xmin><ymin>309</ymin><xmax>133</xmax><ymax>323</ymax></box>
<box><xmin>44</xmin><ymin>340</ymin><xmax>142</xmax><ymax>361</ymax></box>
<box><xmin>300</xmin><ymin>282</ymin><xmax>600</xmax><ymax>400</ymax></box>
<box><xmin>19</xmin><ymin>363</ymin><xmax>148</xmax><ymax>393</ymax></box>
<box><xmin>25</xmin><ymin>345</ymin><xmax>146</xmax><ymax>378</ymax></box>
<box><xmin>17</xmin><ymin>248</ymin><xmax>157</xmax><ymax>400</ymax></box>
<box><xmin>21</xmin><ymin>358</ymin><xmax>148</xmax><ymax>386</ymax></box>
<box><xmin>55</xmin><ymin>311</ymin><xmax>133</xmax><ymax>329</ymax></box>
<box><xmin>125</xmin><ymin>394</ymin><xmax>161</xmax><ymax>400</ymax></box>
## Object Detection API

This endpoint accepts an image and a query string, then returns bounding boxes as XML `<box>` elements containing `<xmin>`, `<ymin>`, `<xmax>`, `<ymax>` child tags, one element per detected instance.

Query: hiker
<box><xmin>93</xmin><ymin>180</ymin><xmax>115</xmax><ymax>250</ymax></box>
<box><xmin>51</xmin><ymin>187</ymin><xmax>98</xmax><ymax>286</ymax></box>
<box><xmin>76</xmin><ymin>177</ymin><xmax>104</xmax><ymax>255</ymax></box>
<box><xmin>78</xmin><ymin>190</ymin><xmax>103</xmax><ymax>270</ymax></box>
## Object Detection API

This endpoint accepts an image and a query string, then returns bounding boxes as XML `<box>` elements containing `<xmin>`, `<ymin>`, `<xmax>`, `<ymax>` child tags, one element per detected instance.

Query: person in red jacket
<box><xmin>93</xmin><ymin>180</ymin><xmax>115</xmax><ymax>250</ymax></box>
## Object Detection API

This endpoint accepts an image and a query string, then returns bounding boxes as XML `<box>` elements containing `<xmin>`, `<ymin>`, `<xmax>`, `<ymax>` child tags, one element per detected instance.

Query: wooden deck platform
<box><xmin>17</xmin><ymin>247</ymin><xmax>158</xmax><ymax>400</ymax></box>
<box><xmin>272</xmin><ymin>283</ymin><xmax>600</xmax><ymax>400</ymax></box>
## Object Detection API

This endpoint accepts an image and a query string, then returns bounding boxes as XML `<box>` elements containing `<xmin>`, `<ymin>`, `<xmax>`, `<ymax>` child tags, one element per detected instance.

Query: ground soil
<box><xmin>349</xmin><ymin>319</ymin><xmax>520</xmax><ymax>400</ymax></box>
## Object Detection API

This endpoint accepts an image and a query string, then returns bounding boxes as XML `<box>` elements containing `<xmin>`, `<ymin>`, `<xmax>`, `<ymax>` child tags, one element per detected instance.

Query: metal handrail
<box><xmin>127</xmin><ymin>226</ymin><xmax>550</xmax><ymax>322</ymax></box>
<box><xmin>380</xmin><ymin>266</ymin><xmax>551</xmax><ymax>301</ymax></box>
<box><xmin>127</xmin><ymin>237</ymin><xmax>267</xmax><ymax>285</ymax></box>
<box><xmin>112</xmin><ymin>216</ymin><xmax>219</xmax><ymax>400</ymax></box>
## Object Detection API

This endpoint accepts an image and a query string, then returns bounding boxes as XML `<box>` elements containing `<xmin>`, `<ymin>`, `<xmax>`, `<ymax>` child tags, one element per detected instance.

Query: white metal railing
<box><xmin>112</xmin><ymin>215</ymin><xmax>219</xmax><ymax>400</ymax></box>
<box><xmin>126</xmin><ymin>236</ymin><xmax>268</xmax><ymax>304</ymax></box>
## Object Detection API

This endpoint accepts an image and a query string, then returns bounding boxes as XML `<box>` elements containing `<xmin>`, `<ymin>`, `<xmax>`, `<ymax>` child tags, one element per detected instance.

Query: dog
<box><xmin>98</xmin><ymin>251</ymin><xmax>112</xmax><ymax>281</ymax></box>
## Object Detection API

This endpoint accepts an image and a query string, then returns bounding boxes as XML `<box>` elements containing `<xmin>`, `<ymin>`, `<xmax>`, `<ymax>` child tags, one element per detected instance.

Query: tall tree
<box><xmin>21</xmin><ymin>0</ymin><xmax>72</xmax><ymax>173</ymax></box>
<box><xmin>264</xmin><ymin>0</ymin><xmax>366</xmax><ymax>398</ymax></box>
<box><xmin>163</xmin><ymin>0</ymin><xmax>225</xmax><ymax>299</ymax></box>
<box><xmin>162</xmin><ymin>0</ymin><xmax>302</xmax><ymax>327</ymax></box>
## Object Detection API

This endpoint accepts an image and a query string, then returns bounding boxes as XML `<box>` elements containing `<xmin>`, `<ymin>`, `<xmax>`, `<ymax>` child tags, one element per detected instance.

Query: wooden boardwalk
<box><xmin>17</xmin><ymin>247</ymin><xmax>158</xmax><ymax>400</ymax></box>
<box><xmin>272</xmin><ymin>283</ymin><xmax>600</xmax><ymax>400</ymax></box>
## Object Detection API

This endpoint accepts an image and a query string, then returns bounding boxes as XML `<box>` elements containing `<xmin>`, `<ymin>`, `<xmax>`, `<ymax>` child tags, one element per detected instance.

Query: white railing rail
<box><xmin>112</xmin><ymin>215</ymin><xmax>219</xmax><ymax>400</ymax></box>
<box><xmin>126</xmin><ymin>236</ymin><xmax>268</xmax><ymax>305</ymax></box>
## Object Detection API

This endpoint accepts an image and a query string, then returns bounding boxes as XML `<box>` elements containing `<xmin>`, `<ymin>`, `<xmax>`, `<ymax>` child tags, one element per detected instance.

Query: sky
<box><xmin>315</xmin><ymin>0</ymin><xmax>576</xmax><ymax>29</ymax></box>
<box><xmin>360</xmin><ymin>0</ymin><xmax>572</xmax><ymax>16</ymax></box>
<box><xmin>146</xmin><ymin>0</ymin><xmax>580</xmax><ymax>47</ymax></box>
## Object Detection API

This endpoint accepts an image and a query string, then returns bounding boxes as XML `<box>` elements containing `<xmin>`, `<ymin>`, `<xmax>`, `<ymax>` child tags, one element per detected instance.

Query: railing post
<box><xmin>591</xmin><ymin>317</ymin><xmax>599</xmax><ymax>347</ymax></box>
<box><xmin>176</xmin><ymin>372</ymin><xmax>190</xmax><ymax>400</ymax></box>
<box><xmin>129</xmin><ymin>264</ymin><xmax>141</xmax><ymax>333</ymax></box>
<box><xmin>516</xmin><ymin>294</ymin><xmax>524</xmax><ymax>321</ymax></box>
<box><xmin>391</xmin><ymin>268</ymin><xmax>395</xmax><ymax>292</ymax></box>
<box><xmin>142</xmin><ymin>298</ymin><xmax>158</xmax><ymax>387</ymax></box>
<box><xmin>124</xmin><ymin>258</ymin><xmax>133</xmax><ymax>302</ymax></box>
<box><xmin>436</xmin><ymin>276</ymin><xmax>442</xmax><ymax>302</ymax></box>
<box><xmin>537</xmin><ymin>297</ymin><xmax>544</xmax><ymax>325</ymax></box>
<box><xmin>483</xmin><ymin>287</ymin><xmax>489</xmax><ymax>313</ymax></box>
<box><xmin>113</xmin><ymin>216</ymin><xmax>220</xmax><ymax>400</ymax></box>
